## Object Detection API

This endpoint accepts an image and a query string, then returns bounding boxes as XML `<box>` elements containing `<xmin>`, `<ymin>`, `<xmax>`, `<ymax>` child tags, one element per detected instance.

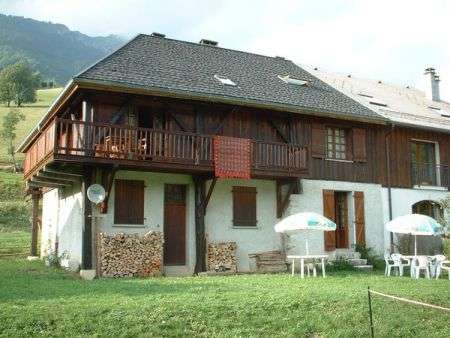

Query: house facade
<box><xmin>18</xmin><ymin>34</ymin><xmax>449</xmax><ymax>276</ymax></box>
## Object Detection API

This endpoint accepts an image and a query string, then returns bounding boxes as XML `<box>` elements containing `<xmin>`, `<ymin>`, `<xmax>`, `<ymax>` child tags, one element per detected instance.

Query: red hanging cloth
<box><xmin>213</xmin><ymin>136</ymin><xmax>251</xmax><ymax>179</ymax></box>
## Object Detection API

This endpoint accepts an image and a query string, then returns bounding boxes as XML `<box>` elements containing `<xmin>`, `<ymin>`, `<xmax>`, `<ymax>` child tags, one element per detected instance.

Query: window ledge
<box><xmin>325</xmin><ymin>158</ymin><xmax>353</xmax><ymax>163</ymax></box>
<box><xmin>413</xmin><ymin>185</ymin><xmax>448</xmax><ymax>191</ymax></box>
<box><xmin>112</xmin><ymin>224</ymin><xmax>147</xmax><ymax>228</ymax></box>
<box><xmin>232</xmin><ymin>226</ymin><xmax>259</xmax><ymax>230</ymax></box>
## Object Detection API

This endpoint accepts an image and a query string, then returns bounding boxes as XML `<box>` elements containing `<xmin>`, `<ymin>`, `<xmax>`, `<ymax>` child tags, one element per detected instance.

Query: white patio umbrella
<box><xmin>274</xmin><ymin>212</ymin><xmax>337</xmax><ymax>255</ymax></box>
<box><xmin>385</xmin><ymin>214</ymin><xmax>444</xmax><ymax>256</ymax></box>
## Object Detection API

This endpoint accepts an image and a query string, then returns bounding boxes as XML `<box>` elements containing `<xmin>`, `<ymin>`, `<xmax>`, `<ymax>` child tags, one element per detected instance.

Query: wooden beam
<box><xmin>99</xmin><ymin>166</ymin><xmax>118</xmax><ymax>213</ymax></box>
<box><xmin>43</xmin><ymin>166</ymin><xmax>83</xmax><ymax>177</ymax></box>
<box><xmin>202</xmin><ymin>177</ymin><xmax>217</xmax><ymax>213</ymax></box>
<box><xmin>169</xmin><ymin>112</ymin><xmax>188</xmax><ymax>132</ymax></box>
<box><xmin>269</xmin><ymin>119</ymin><xmax>289</xmax><ymax>143</ymax></box>
<box><xmin>212</xmin><ymin>108</ymin><xmax>234</xmax><ymax>135</ymax></box>
<box><xmin>193</xmin><ymin>176</ymin><xmax>207</xmax><ymax>273</ymax></box>
<box><xmin>38</xmin><ymin>171</ymin><xmax>80</xmax><ymax>183</ymax></box>
<box><xmin>276</xmin><ymin>179</ymin><xmax>299</xmax><ymax>218</ymax></box>
<box><xmin>29</xmin><ymin>179</ymin><xmax>71</xmax><ymax>188</ymax></box>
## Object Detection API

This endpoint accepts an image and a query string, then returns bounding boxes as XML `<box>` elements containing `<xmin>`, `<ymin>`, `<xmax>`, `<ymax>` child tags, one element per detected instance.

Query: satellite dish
<box><xmin>87</xmin><ymin>184</ymin><xmax>106</xmax><ymax>204</ymax></box>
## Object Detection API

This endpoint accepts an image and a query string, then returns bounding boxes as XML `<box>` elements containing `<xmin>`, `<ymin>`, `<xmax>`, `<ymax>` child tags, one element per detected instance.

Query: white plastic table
<box><xmin>287</xmin><ymin>255</ymin><xmax>328</xmax><ymax>278</ymax></box>
<box><xmin>402</xmin><ymin>255</ymin><xmax>432</xmax><ymax>278</ymax></box>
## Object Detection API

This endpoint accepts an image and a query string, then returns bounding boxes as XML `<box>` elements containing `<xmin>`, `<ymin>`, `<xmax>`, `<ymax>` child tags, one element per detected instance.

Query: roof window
<box><xmin>369</xmin><ymin>101</ymin><xmax>388</xmax><ymax>107</ymax></box>
<box><xmin>214</xmin><ymin>75</ymin><xmax>236</xmax><ymax>86</ymax></box>
<box><xmin>358</xmin><ymin>93</ymin><xmax>374</xmax><ymax>98</ymax></box>
<box><xmin>278</xmin><ymin>75</ymin><xmax>309</xmax><ymax>86</ymax></box>
<box><xmin>428</xmin><ymin>106</ymin><xmax>450</xmax><ymax>118</ymax></box>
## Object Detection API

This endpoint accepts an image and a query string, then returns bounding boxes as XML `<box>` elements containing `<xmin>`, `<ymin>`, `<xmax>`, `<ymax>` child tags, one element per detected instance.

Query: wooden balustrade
<box><xmin>23</xmin><ymin>121</ymin><xmax>56</xmax><ymax>176</ymax></box>
<box><xmin>411</xmin><ymin>162</ymin><xmax>450</xmax><ymax>188</ymax></box>
<box><xmin>24</xmin><ymin>118</ymin><xmax>308</xmax><ymax>177</ymax></box>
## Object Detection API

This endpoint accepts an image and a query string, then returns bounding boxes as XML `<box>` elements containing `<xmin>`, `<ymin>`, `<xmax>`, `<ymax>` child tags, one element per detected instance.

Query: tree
<box><xmin>0</xmin><ymin>61</ymin><xmax>40</xmax><ymax>106</ymax></box>
<box><xmin>0</xmin><ymin>108</ymin><xmax>25</xmax><ymax>172</ymax></box>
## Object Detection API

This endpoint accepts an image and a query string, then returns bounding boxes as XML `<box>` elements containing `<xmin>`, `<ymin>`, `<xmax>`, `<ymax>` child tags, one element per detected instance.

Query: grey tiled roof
<box><xmin>76</xmin><ymin>34</ymin><xmax>382</xmax><ymax>121</ymax></box>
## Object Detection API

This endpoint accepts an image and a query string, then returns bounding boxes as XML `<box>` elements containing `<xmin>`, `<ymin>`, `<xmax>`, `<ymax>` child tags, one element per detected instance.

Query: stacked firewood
<box><xmin>249</xmin><ymin>250</ymin><xmax>287</xmax><ymax>273</ymax></box>
<box><xmin>98</xmin><ymin>231</ymin><xmax>164</xmax><ymax>278</ymax></box>
<box><xmin>207</xmin><ymin>242</ymin><xmax>237</xmax><ymax>272</ymax></box>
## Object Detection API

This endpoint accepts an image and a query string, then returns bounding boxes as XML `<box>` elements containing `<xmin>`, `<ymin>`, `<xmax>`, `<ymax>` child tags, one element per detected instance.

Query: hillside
<box><xmin>0</xmin><ymin>87</ymin><xmax>61</xmax><ymax>164</ymax></box>
<box><xmin>0</xmin><ymin>13</ymin><xmax>124</xmax><ymax>84</ymax></box>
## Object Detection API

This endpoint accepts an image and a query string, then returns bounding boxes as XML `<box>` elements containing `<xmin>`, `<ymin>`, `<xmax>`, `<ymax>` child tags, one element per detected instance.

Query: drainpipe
<box><xmin>385</xmin><ymin>124</ymin><xmax>395</xmax><ymax>252</ymax></box>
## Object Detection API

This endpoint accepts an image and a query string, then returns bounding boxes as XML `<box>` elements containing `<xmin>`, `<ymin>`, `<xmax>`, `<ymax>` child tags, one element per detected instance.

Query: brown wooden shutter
<box><xmin>114</xmin><ymin>179</ymin><xmax>145</xmax><ymax>224</ymax></box>
<box><xmin>354</xmin><ymin>191</ymin><xmax>366</xmax><ymax>245</ymax></box>
<box><xmin>232</xmin><ymin>186</ymin><xmax>257</xmax><ymax>227</ymax></box>
<box><xmin>311</xmin><ymin>123</ymin><xmax>326</xmax><ymax>158</ymax></box>
<box><xmin>352</xmin><ymin>128</ymin><xmax>367</xmax><ymax>162</ymax></box>
<box><xmin>323</xmin><ymin>190</ymin><xmax>336</xmax><ymax>251</ymax></box>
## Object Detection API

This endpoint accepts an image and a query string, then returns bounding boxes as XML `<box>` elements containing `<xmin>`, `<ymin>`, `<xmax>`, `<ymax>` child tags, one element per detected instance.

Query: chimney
<box><xmin>424</xmin><ymin>67</ymin><xmax>440</xmax><ymax>101</ymax></box>
<box><xmin>199</xmin><ymin>39</ymin><xmax>218</xmax><ymax>46</ymax></box>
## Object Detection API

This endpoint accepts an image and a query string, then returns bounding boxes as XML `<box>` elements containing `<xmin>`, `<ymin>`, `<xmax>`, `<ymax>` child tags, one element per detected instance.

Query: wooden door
<box><xmin>164</xmin><ymin>184</ymin><xmax>187</xmax><ymax>265</ymax></box>
<box><xmin>335</xmin><ymin>192</ymin><xmax>349</xmax><ymax>248</ymax></box>
<box><xmin>323</xmin><ymin>190</ymin><xmax>336</xmax><ymax>251</ymax></box>
<box><xmin>354</xmin><ymin>191</ymin><xmax>366</xmax><ymax>245</ymax></box>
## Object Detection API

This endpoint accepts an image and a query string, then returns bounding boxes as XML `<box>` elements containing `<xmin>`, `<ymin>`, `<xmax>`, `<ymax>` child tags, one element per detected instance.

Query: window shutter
<box><xmin>323</xmin><ymin>190</ymin><xmax>336</xmax><ymax>251</ymax></box>
<box><xmin>352</xmin><ymin>128</ymin><xmax>367</xmax><ymax>162</ymax></box>
<box><xmin>114</xmin><ymin>179</ymin><xmax>145</xmax><ymax>224</ymax></box>
<box><xmin>311</xmin><ymin>123</ymin><xmax>326</xmax><ymax>158</ymax></box>
<box><xmin>232</xmin><ymin>186</ymin><xmax>257</xmax><ymax>227</ymax></box>
<box><xmin>354</xmin><ymin>191</ymin><xmax>366</xmax><ymax>245</ymax></box>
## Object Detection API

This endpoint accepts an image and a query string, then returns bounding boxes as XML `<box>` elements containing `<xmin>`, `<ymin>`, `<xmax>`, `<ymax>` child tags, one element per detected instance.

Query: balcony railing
<box><xmin>23</xmin><ymin>118</ymin><xmax>308</xmax><ymax>177</ymax></box>
<box><xmin>411</xmin><ymin>162</ymin><xmax>449</xmax><ymax>188</ymax></box>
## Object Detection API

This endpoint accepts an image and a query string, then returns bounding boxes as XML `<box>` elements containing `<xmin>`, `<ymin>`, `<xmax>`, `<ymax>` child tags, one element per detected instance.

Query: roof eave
<box><xmin>73</xmin><ymin>77</ymin><xmax>388</xmax><ymax>125</ymax></box>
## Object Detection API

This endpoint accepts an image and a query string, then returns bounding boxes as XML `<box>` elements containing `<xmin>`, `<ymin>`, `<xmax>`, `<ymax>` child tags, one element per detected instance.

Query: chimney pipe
<box><xmin>424</xmin><ymin>67</ymin><xmax>440</xmax><ymax>101</ymax></box>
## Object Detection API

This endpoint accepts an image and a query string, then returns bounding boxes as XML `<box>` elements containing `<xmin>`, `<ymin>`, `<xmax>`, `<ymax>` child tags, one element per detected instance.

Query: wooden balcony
<box><xmin>24</xmin><ymin>118</ymin><xmax>309</xmax><ymax>179</ymax></box>
<box><xmin>411</xmin><ymin>162</ymin><xmax>450</xmax><ymax>189</ymax></box>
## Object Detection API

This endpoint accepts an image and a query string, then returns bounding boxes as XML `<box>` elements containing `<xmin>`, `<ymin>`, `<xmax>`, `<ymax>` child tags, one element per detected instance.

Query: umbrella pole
<box><xmin>305</xmin><ymin>238</ymin><xmax>309</xmax><ymax>256</ymax></box>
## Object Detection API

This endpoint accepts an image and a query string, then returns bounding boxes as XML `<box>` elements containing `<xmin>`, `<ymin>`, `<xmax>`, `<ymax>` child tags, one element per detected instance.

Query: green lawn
<box><xmin>0</xmin><ymin>87</ymin><xmax>61</xmax><ymax>163</ymax></box>
<box><xmin>0</xmin><ymin>260</ymin><xmax>449</xmax><ymax>337</ymax></box>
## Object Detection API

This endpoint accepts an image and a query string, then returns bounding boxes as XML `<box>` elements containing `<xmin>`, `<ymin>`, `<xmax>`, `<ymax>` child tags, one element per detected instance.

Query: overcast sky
<box><xmin>1</xmin><ymin>0</ymin><xmax>449</xmax><ymax>100</ymax></box>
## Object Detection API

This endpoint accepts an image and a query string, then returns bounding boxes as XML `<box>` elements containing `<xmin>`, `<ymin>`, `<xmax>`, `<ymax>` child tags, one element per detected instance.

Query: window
<box><xmin>114</xmin><ymin>179</ymin><xmax>145</xmax><ymax>224</ymax></box>
<box><xmin>326</xmin><ymin>127</ymin><xmax>347</xmax><ymax>160</ymax></box>
<box><xmin>411</xmin><ymin>141</ymin><xmax>437</xmax><ymax>186</ymax></box>
<box><xmin>214</xmin><ymin>74</ymin><xmax>236</xmax><ymax>86</ymax></box>
<box><xmin>413</xmin><ymin>200</ymin><xmax>443</xmax><ymax>220</ymax></box>
<box><xmin>232</xmin><ymin>186</ymin><xmax>257</xmax><ymax>227</ymax></box>
<box><xmin>278</xmin><ymin>75</ymin><xmax>309</xmax><ymax>86</ymax></box>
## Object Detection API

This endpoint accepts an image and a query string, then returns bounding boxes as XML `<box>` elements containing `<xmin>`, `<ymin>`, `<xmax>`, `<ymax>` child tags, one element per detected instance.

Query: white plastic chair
<box><xmin>391</xmin><ymin>254</ymin><xmax>410</xmax><ymax>277</ymax></box>
<box><xmin>435</xmin><ymin>256</ymin><xmax>450</xmax><ymax>280</ymax></box>
<box><xmin>412</xmin><ymin>256</ymin><xmax>430</xmax><ymax>279</ymax></box>
<box><xmin>385</xmin><ymin>253</ymin><xmax>401</xmax><ymax>276</ymax></box>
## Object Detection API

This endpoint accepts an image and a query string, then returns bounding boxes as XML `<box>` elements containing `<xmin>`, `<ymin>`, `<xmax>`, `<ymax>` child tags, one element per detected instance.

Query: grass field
<box><xmin>0</xmin><ymin>171</ymin><xmax>31</xmax><ymax>257</ymax></box>
<box><xmin>0</xmin><ymin>260</ymin><xmax>449</xmax><ymax>337</ymax></box>
<box><xmin>0</xmin><ymin>87</ymin><xmax>61</xmax><ymax>163</ymax></box>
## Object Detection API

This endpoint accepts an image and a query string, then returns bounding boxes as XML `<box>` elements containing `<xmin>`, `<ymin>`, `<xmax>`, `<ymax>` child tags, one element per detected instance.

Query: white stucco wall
<box><xmin>41</xmin><ymin>189</ymin><xmax>59</xmax><ymax>257</ymax></box>
<box><xmin>382</xmin><ymin>186</ymin><xmax>449</xmax><ymax>253</ymax></box>
<box><xmin>285</xmin><ymin>179</ymin><xmax>385</xmax><ymax>256</ymax></box>
<box><xmin>205</xmin><ymin>179</ymin><xmax>280</xmax><ymax>272</ymax></box>
<box><xmin>40</xmin><ymin>185</ymin><xmax>83</xmax><ymax>269</ymax></box>
<box><xmin>93</xmin><ymin>170</ymin><xmax>196</xmax><ymax>275</ymax></box>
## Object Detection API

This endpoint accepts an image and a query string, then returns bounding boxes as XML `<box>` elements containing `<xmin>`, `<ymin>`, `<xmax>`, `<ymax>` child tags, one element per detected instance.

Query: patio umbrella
<box><xmin>385</xmin><ymin>214</ymin><xmax>444</xmax><ymax>256</ymax></box>
<box><xmin>274</xmin><ymin>212</ymin><xmax>337</xmax><ymax>255</ymax></box>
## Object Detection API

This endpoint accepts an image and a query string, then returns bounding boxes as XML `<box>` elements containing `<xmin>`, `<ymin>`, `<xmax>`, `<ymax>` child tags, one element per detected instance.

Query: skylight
<box><xmin>358</xmin><ymin>93</ymin><xmax>374</xmax><ymax>98</ymax></box>
<box><xmin>441</xmin><ymin>110</ymin><xmax>450</xmax><ymax>118</ymax></box>
<box><xmin>278</xmin><ymin>75</ymin><xmax>309</xmax><ymax>86</ymax></box>
<box><xmin>369</xmin><ymin>101</ymin><xmax>388</xmax><ymax>107</ymax></box>
<box><xmin>214</xmin><ymin>75</ymin><xmax>236</xmax><ymax>86</ymax></box>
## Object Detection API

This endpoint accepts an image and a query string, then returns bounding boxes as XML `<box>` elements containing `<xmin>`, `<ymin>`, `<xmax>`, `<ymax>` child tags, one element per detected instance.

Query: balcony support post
<box><xmin>193</xmin><ymin>175</ymin><xmax>207</xmax><ymax>274</ymax></box>
<box><xmin>30</xmin><ymin>188</ymin><xmax>41</xmax><ymax>257</ymax></box>
<box><xmin>81</xmin><ymin>165</ymin><xmax>94</xmax><ymax>271</ymax></box>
